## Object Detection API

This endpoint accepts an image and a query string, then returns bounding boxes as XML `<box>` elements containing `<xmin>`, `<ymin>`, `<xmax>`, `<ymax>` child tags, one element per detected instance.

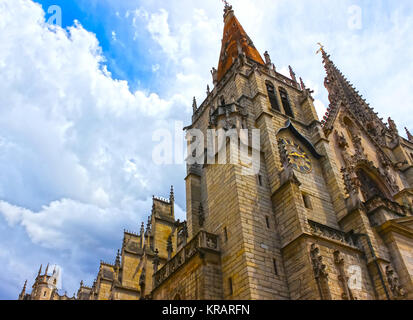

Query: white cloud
<box><xmin>0</xmin><ymin>0</ymin><xmax>187</xmax><ymax>298</ymax></box>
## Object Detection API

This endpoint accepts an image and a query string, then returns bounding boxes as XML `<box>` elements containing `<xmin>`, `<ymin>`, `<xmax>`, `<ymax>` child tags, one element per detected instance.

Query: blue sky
<box><xmin>0</xmin><ymin>0</ymin><xmax>412</xmax><ymax>299</ymax></box>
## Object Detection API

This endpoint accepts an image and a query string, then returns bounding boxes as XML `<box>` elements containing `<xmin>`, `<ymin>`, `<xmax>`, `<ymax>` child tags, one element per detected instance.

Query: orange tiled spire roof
<box><xmin>217</xmin><ymin>2</ymin><xmax>265</xmax><ymax>82</ymax></box>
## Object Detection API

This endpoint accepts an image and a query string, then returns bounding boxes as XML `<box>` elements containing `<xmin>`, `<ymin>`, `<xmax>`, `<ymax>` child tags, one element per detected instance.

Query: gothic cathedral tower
<box><xmin>182</xmin><ymin>3</ymin><xmax>413</xmax><ymax>300</ymax></box>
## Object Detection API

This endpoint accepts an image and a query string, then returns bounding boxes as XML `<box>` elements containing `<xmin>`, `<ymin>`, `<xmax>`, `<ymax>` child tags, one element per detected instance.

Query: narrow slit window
<box><xmin>265</xmin><ymin>216</ymin><xmax>270</xmax><ymax>229</ymax></box>
<box><xmin>257</xmin><ymin>174</ymin><xmax>263</xmax><ymax>186</ymax></box>
<box><xmin>224</xmin><ymin>227</ymin><xmax>228</xmax><ymax>242</ymax></box>
<box><xmin>279</xmin><ymin>87</ymin><xmax>294</xmax><ymax>118</ymax></box>
<box><xmin>228</xmin><ymin>277</ymin><xmax>233</xmax><ymax>295</ymax></box>
<box><xmin>266</xmin><ymin>82</ymin><xmax>280</xmax><ymax>111</ymax></box>
<box><xmin>273</xmin><ymin>259</ymin><xmax>279</xmax><ymax>276</ymax></box>
<box><xmin>302</xmin><ymin>193</ymin><xmax>312</xmax><ymax>209</ymax></box>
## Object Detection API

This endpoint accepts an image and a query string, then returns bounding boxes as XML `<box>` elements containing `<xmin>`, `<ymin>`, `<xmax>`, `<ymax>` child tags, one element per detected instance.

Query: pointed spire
<box><xmin>45</xmin><ymin>263</ymin><xmax>49</xmax><ymax>275</ymax></box>
<box><xmin>38</xmin><ymin>264</ymin><xmax>42</xmax><ymax>276</ymax></box>
<box><xmin>192</xmin><ymin>97</ymin><xmax>197</xmax><ymax>114</ymax></box>
<box><xmin>21</xmin><ymin>280</ymin><xmax>27</xmax><ymax>295</ymax></box>
<box><xmin>317</xmin><ymin>43</ymin><xmax>387</xmax><ymax>140</ymax></box>
<box><xmin>405</xmin><ymin>127</ymin><xmax>413</xmax><ymax>142</ymax></box>
<box><xmin>140</xmin><ymin>222</ymin><xmax>145</xmax><ymax>235</ymax></box>
<box><xmin>217</xmin><ymin>3</ymin><xmax>264</xmax><ymax>83</ymax></box>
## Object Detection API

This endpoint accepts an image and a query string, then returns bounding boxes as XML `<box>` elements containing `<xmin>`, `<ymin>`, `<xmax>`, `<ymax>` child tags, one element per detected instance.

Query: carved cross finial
<box><xmin>316</xmin><ymin>42</ymin><xmax>325</xmax><ymax>55</ymax></box>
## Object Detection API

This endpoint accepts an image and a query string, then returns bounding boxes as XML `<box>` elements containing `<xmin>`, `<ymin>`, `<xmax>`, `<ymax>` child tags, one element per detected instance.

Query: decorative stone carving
<box><xmin>335</xmin><ymin>131</ymin><xmax>349</xmax><ymax>150</ymax></box>
<box><xmin>152</xmin><ymin>249</ymin><xmax>160</xmax><ymax>273</ymax></box>
<box><xmin>167</xmin><ymin>235</ymin><xmax>173</xmax><ymax>260</ymax></box>
<box><xmin>309</xmin><ymin>220</ymin><xmax>357</xmax><ymax>248</ymax></box>
<box><xmin>333</xmin><ymin>251</ymin><xmax>354</xmax><ymax>300</ymax></box>
<box><xmin>153</xmin><ymin>231</ymin><xmax>219</xmax><ymax>289</ymax></box>
<box><xmin>199</xmin><ymin>203</ymin><xmax>205</xmax><ymax>227</ymax></box>
<box><xmin>310</xmin><ymin>244</ymin><xmax>331</xmax><ymax>300</ymax></box>
<box><xmin>385</xmin><ymin>265</ymin><xmax>406</xmax><ymax>299</ymax></box>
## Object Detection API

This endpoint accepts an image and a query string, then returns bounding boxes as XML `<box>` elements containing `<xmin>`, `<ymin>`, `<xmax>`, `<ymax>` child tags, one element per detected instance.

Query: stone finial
<box><xmin>386</xmin><ymin>265</ymin><xmax>406</xmax><ymax>298</ymax></box>
<box><xmin>264</xmin><ymin>51</ymin><xmax>271</xmax><ymax>66</ymax></box>
<box><xmin>115</xmin><ymin>249</ymin><xmax>121</xmax><ymax>267</ymax></box>
<box><xmin>300</xmin><ymin>77</ymin><xmax>306</xmax><ymax>90</ymax></box>
<box><xmin>211</xmin><ymin>67</ymin><xmax>218</xmax><ymax>85</ymax></box>
<box><xmin>170</xmin><ymin>185</ymin><xmax>174</xmax><ymax>202</ymax></box>
<box><xmin>388</xmin><ymin>117</ymin><xmax>398</xmax><ymax>134</ymax></box>
<box><xmin>206</xmin><ymin>84</ymin><xmax>211</xmax><ymax>96</ymax></box>
<box><xmin>192</xmin><ymin>97</ymin><xmax>197</xmax><ymax>114</ymax></box>
<box><xmin>140</xmin><ymin>222</ymin><xmax>145</xmax><ymax>235</ymax></box>
<box><xmin>405</xmin><ymin>127</ymin><xmax>413</xmax><ymax>142</ymax></box>
<box><xmin>289</xmin><ymin>65</ymin><xmax>297</xmax><ymax>83</ymax></box>
<box><xmin>80</xmin><ymin>280</ymin><xmax>84</xmax><ymax>287</ymax></box>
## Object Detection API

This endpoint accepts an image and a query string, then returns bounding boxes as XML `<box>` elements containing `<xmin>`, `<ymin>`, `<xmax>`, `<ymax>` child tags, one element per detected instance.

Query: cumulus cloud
<box><xmin>0</xmin><ymin>0</ymin><xmax>187</xmax><ymax>298</ymax></box>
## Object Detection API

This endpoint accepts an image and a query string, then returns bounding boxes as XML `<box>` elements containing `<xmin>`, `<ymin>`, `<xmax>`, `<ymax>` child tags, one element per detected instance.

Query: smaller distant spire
<box><xmin>406</xmin><ymin>127</ymin><xmax>413</xmax><ymax>142</ymax></box>
<box><xmin>140</xmin><ymin>222</ymin><xmax>145</xmax><ymax>235</ymax></box>
<box><xmin>45</xmin><ymin>263</ymin><xmax>49</xmax><ymax>275</ymax></box>
<box><xmin>38</xmin><ymin>264</ymin><xmax>42</xmax><ymax>276</ymax></box>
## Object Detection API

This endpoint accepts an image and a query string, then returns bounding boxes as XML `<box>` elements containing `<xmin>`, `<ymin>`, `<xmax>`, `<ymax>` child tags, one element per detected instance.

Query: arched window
<box><xmin>279</xmin><ymin>87</ymin><xmax>294</xmax><ymax>118</ymax></box>
<box><xmin>174</xmin><ymin>294</ymin><xmax>181</xmax><ymax>300</ymax></box>
<box><xmin>266</xmin><ymin>82</ymin><xmax>280</xmax><ymax>111</ymax></box>
<box><xmin>356</xmin><ymin>169</ymin><xmax>387</xmax><ymax>201</ymax></box>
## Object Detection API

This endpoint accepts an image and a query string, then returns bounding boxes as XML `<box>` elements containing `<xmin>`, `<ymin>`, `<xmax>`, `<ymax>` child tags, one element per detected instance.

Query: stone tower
<box><xmin>18</xmin><ymin>264</ymin><xmax>75</xmax><ymax>300</ymax></box>
<box><xmin>177</xmin><ymin>3</ymin><xmax>413</xmax><ymax>300</ymax></box>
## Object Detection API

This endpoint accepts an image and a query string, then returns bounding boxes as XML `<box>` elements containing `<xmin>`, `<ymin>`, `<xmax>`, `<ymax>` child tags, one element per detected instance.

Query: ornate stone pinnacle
<box><xmin>405</xmin><ymin>127</ymin><xmax>413</xmax><ymax>142</ymax></box>
<box><xmin>192</xmin><ymin>97</ymin><xmax>197</xmax><ymax>114</ymax></box>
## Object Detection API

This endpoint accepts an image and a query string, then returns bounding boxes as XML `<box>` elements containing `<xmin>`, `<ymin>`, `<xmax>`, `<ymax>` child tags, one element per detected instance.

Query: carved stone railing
<box><xmin>153</xmin><ymin>231</ymin><xmax>220</xmax><ymax>289</ymax></box>
<box><xmin>308</xmin><ymin>220</ymin><xmax>358</xmax><ymax>248</ymax></box>
<box><xmin>364</xmin><ymin>195</ymin><xmax>410</xmax><ymax>217</ymax></box>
